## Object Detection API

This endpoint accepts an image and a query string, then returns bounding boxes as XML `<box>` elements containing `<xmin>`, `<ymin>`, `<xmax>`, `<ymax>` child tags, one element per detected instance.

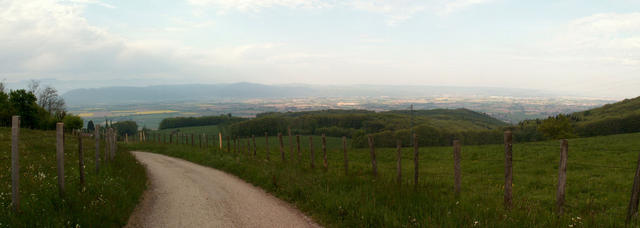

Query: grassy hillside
<box><xmin>0</xmin><ymin>128</ymin><xmax>146</xmax><ymax>227</ymax></box>
<box><xmin>574</xmin><ymin>96</ymin><xmax>640</xmax><ymax>121</ymax></box>
<box><xmin>125</xmin><ymin>133</ymin><xmax>640</xmax><ymax>227</ymax></box>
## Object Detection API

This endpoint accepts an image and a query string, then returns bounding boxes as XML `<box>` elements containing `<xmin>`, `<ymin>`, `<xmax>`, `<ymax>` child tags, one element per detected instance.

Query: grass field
<box><xmin>0</xmin><ymin>128</ymin><xmax>147</xmax><ymax>227</ymax></box>
<box><xmin>123</xmin><ymin>132</ymin><xmax>640</xmax><ymax>227</ymax></box>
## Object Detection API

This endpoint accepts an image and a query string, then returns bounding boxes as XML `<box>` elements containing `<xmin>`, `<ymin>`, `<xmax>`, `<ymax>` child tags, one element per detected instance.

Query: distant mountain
<box><xmin>63</xmin><ymin>83</ymin><xmax>554</xmax><ymax>105</ymax></box>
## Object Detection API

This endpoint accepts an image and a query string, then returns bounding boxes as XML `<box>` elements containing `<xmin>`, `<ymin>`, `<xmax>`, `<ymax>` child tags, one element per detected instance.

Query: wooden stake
<box><xmin>414</xmin><ymin>134</ymin><xmax>419</xmax><ymax>189</ymax></box>
<box><xmin>454</xmin><ymin>140</ymin><xmax>461</xmax><ymax>196</ymax></box>
<box><xmin>627</xmin><ymin>149</ymin><xmax>640</xmax><ymax>222</ymax></box>
<box><xmin>252</xmin><ymin>135</ymin><xmax>257</xmax><ymax>156</ymax></box>
<box><xmin>246</xmin><ymin>138</ymin><xmax>250</xmax><ymax>155</ymax></box>
<box><xmin>397</xmin><ymin>139</ymin><xmax>402</xmax><ymax>186</ymax></box>
<box><xmin>322</xmin><ymin>134</ymin><xmax>327</xmax><ymax>170</ymax></box>
<box><xmin>368</xmin><ymin>135</ymin><xmax>377</xmax><ymax>176</ymax></box>
<box><xmin>265</xmin><ymin>132</ymin><xmax>270</xmax><ymax>160</ymax></box>
<box><xmin>309</xmin><ymin>135</ymin><xmax>315</xmax><ymax>168</ymax></box>
<box><xmin>288</xmin><ymin>127</ymin><xmax>293</xmax><ymax>161</ymax></box>
<box><xmin>279</xmin><ymin>133</ymin><xmax>285</xmax><ymax>161</ymax></box>
<box><xmin>219</xmin><ymin>133</ymin><xmax>223</xmax><ymax>150</ymax></box>
<box><xmin>56</xmin><ymin>123</ymin><xmax>65</xmax><ymax>197</ymax></box>
<box><xmin>227</xmin><ymin>136</ymin><xmax>231</xmax><ymax>153</ymax></box>
<box><xmin>343</xmin><ymin>136</ymin><xmax>348</xmax><ymax>175</ymax></box>
<box><xmin>78</xmin><ymin>135</ymin><xmax>85</xmax><ymax>186</ymax></box>
<box><xmin>557</xmin><ymin>139</ymin><xmax>568</xmax><ymax>215</ymax></box>
<box><xmin>94</xmin><ymin>125</ymin><xmax>100</xmax><ymax>172</ymax></box>
<box><xmin>504</xmin><ymin>131</ymin><xmax>513</xmax><ymax>209</ymax></box>
<box><xmin>11</xmin><ymin>116</ymin><xmax>20</xmax><ymax>212</ymax></box>
<box><xmin>296</xmin><ymin>134</ymin><xmax>301</xmax><ymax>162</ymax></box>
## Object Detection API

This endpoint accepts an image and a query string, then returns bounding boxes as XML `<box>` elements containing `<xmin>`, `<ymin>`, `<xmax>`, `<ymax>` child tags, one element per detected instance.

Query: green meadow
<box><xmin>125</xmin><ymin>132</ymin><xmax>640</xmax><ymax>227</ymax></box>
<box><xmin>0</xmin><ymin>128</ymin><xmax>146</xmax><ymax>227</ymax></box>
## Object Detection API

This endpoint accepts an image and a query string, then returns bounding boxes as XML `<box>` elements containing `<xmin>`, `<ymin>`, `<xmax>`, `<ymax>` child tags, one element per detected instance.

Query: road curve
<box><xmin>126</xmin><ymin>151</ymin><xmax>321</xmax><ymax>228</ymax></box>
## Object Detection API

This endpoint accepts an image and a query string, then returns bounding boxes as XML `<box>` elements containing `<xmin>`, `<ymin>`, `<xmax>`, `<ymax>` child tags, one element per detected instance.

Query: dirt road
<box><xmin>126</xmin><ymin>151</ymin><xmax>320</xmax><ymax>228</ymax></box>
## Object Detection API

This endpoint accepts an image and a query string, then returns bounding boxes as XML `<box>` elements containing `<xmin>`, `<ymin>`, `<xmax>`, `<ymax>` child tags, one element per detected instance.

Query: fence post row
<box><xmin>56</xmin><ymin>123</ymin><xmax>65</xmax><ymax>198</ymax></box>
<box><xmin>504</xmin><ymin>131</ymin><xmax>513</xmax><ymax>209</ymax></box>
<box><xmin>557</xmin><ymin>139</ymin><xmax>568</xmax><ymax>215</ymax></box>
<box><xmin>11</xmin><ymin>116</ymin><xmax>20</xmax><ymax>212</ymax></box>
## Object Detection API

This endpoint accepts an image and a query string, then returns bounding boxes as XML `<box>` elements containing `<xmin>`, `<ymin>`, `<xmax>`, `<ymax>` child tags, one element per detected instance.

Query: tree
<box><xmin>9</xmin><ymin>89</ymin><xmax>39</xmax><ymax>128</ymax></box>
<box><xmin>37</xmin><ymin>86</ymin><xmax>65</xmax><ymax>113</ymax></box>
<box><xmin>63</xmin><ymin>114</ymin><xmax>83</xmax><ymax>131</ymax></box>
<box><xmin>0</xmin><ymin>89</ymin><xmax>10</xmax><ymax>126</ymax></box>
<box><xmin>112</xmin><ymin>120</ymin><xmax>138</xmax><ymax>137</ymax></box>
<box><xmin>538</xmin><ymin>115</ymin><xmax>575</xmax><ymax>140</ymax></box>
<box><xmin>87</xmin><ymin>120</ymin><xmax>95</xmax><ymax>132</ymax></box>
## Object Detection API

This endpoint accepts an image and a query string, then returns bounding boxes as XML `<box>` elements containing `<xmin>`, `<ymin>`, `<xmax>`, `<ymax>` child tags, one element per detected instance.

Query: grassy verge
<box><xmin>124</xmin><ymin>133</ymin><xmax>640</xmax><ymax>227</ymax></box>
<box><xmin>0</xmin><ymin>128</ymin><xmax>147</xmax><ymax>227</ymax></box>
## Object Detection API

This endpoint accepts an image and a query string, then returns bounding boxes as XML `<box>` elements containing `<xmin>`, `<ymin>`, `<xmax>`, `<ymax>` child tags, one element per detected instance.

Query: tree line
<box><xmin>158</xmin><ymin>114</ymin><xmax>246</xmax><ymax>130</ymax></box>
<box><xmin>0</xmin><ymin>80</ymin><xmax>82</xmax><ymax>131</ymax></box>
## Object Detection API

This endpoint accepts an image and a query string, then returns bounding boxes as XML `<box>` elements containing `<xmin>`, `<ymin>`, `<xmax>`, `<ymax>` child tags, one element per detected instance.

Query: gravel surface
<box><xmin>126</xmin><ymin>151</ymin><xmax>321</xmax><ymax>228</ymax></box>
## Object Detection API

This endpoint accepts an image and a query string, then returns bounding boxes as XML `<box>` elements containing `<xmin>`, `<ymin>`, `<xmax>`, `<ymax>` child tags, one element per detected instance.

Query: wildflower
<box><xmin>473</xmin><ymin>221</ymin><xmax>479</xmax><ymax>226</ymax></box>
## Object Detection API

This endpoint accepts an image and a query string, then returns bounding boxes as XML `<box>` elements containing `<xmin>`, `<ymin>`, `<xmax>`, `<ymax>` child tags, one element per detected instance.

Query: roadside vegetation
<box><xmin>0</xmin><ymin>128</ymin><xmax>146</xmax><ymax>227</ymax></box>
<box><xmin>124</xmin><ymin>132</ymin><xmax>640</xmax><ymax>227</ymax></box>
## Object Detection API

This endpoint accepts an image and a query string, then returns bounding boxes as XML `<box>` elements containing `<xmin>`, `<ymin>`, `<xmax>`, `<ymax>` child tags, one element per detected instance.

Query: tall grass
<box><xmin>0</xmin><ymin>128</ymin><xmax>147</xmax><ymax>227</ymax></box>
<box><xmin>124</xmin><ymin>133</ymin><xmax>640</xmax><ymax>227</ymax></box>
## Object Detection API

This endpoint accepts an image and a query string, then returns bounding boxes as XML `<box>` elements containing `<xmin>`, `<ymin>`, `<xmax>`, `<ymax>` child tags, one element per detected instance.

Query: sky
<box><xmin>1</xmin><ymin>0</ymin><xmax>640</xmax><ymax>98</ymax></box>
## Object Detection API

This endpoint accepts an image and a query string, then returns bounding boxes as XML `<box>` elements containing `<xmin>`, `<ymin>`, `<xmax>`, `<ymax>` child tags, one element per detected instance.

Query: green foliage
<box><xmin>229</xmin><ymin>109</ymin><xmax>507</xmax><ymax>142</ymax></box>
<box><xmin>0</xmin><ymin>90</ymin><xmax>10</xmax><ymax>126</ymax></box>
<box><xmin>537</xmin><ymin>115</ymin><xmax>575</xmax><ymax>139</ymax></box>
<box><xmin>124</xmin><ymin>133</ymin><xmax>640</xmax><ymax>227</ymax></box>
<box><xmin>8</xmin><ymin>89</ymin><xmax>39</xmax><ymax>128</ymax></box>
<box><xmin>158</xmin><ymin>115</ymin><xmax>246</xmax><ymax>129</ymax></box>
<box><xmin>0</xmin><ymin>128</ymin><xmax>146</xmax><ymax>227</ymax></box>
<box><xmin>87</xmin><ymin>120</ymin><xmax>95</xmax><ymax>132</ymax></box>
<box><xmin>112</xmin><ymin>120</ymin><xmax>138</xmax><ymax>137</ymax></box>
<box><xmin>62</xmin><ymin>114</ymin><xmax>83</xmax><ymax>131</ymax></box>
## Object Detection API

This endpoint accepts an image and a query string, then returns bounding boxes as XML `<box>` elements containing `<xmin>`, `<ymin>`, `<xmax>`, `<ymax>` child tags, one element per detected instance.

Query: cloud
<box><xmin>542</xmin><ymin>12</ymin><xmax>640</xmax><ymax>67</ymax></box>
<box><xmin>63</xmin><ymin>0</ymin><xmax>116</xmax><ymax>9</ymax></box>
<box><xmin>186</xmin><ymin>0</ymin><xmax>332</xmax><ymax>12</ymax></box>
<box><xmin>440</xmin><ymin>0</ymin><xmax>493</xmax><ymax>15</ymax></box>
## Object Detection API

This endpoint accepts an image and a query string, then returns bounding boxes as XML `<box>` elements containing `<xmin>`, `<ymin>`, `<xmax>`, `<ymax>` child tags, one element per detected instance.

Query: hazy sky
<box><xmin>1</xmin><ymin>0</ymin><xmax>640</xmax><ymax>98</ymax></box>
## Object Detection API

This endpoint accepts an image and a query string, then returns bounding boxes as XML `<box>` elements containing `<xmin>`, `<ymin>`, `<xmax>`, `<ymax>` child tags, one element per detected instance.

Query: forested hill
<box><xmin>228</xmin><ymin>108</ymin><xmax>508</xmax><ymax>147</ymax></box>
<box><xmin>571</xmin><ymin>96</ymin><xmax>640</xmax><ymax>136</ymax></box>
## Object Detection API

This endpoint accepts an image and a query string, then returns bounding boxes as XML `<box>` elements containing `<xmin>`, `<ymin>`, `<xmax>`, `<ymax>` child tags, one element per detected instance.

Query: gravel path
<box><xmin>126</xmin><ymin>151</ymin><xmax>321</xmax><ymax>228</ymax></box>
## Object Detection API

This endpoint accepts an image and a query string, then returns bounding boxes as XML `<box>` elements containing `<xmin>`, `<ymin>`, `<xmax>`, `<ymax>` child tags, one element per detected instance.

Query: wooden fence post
<box><xmin>414</xmin><ymin>134</ymin><xmax>419</xmax><ymax>189</ymax></box>
<box><xmin>454</xmin><ymin>140</ymin><xmax>461</xmax><ymax>196</ymax></box>
<box><xmin>125</xmin><ymin>134</ymin><xmax>128</xmax><ymax>144</ymax></box>
<box><xmin>235</xmin><ymin>137</ymin><xmax>239</xmax><ymax>153</ymax></box>
<box><xmin>204</xmin><ymin>134</ymin><xmax>207</xmax><ymax>149</ymax></box>
<box><xmin>397</xmin><ymin>139</ymin><xmax>402</xmax><ymax>186</ymax></box>
<box><xmin>227</xmin><ymin>136</ymin><xmax>231</xmax><ymax>153</ymax></box>
<box><xmin>252</xmin><ymin>135</ymin><xmax>257</xmax><ymax>156</ymax></box>
<box><xmin>504</xmin><ymin>131</ymin><xmax>513</xmax><ymax>209</ymax></box>
<box><xmin>246</xmin><ymin>138</ymin><xmax>250</xmax><ymax>155</ymax></box>
<box><xmin>191</xmin><ymin>134</ymin><xmax>194</xmax><ymax>147</ymax></box>
<box><xmin>78</xmin><ymin>135</ymin><xmax>85</xmax><ymax>186</ymax></box>
<box><xmin>265</xmin><ymin>132</ymin><xmax>270</xmax><ymax>160</ymax></box>
<box><xmin>56</xmin><ymin>122</ymin><xmax>65</xmax><ymax>197</ymax></box>
<box><xmin>11</xmin><ymin>116</ymin><xmax>20</xmax><ymax>212</ymax></box>
<box><xmin>288</xmin><ymin>127</ymin><xmax>293</xmax><ymax>161</ymax></box>
<box><xmin>219</xmin><ymin>133</ymin><xmax>223</xmax><ymax>150</ymax></box>
<box><xmin>557</xmin><ymin>139</ymin><xmax>568</xmax><ymax>215</ymax></box>
<box><xmin>310</xmin><ymin>135</ymin><xmax>315</xmax><ymax>168</ymax></box>
<box><xmin>368</xmin><ymin>135</ymin><xmax>377</xmax><ymax>177</ymax></box>
<box><xmin>627</xmin><ymin>150</ymin><xmax>640</xmax><ymax>223</ymax></box>
<box><xmin>343</xmin><ymin>136</ymin><xmax>348</xmax><ymax>175</ymax></box>
<box><xmin>296</xmin><ymin>135</ymin><xmax>301</xmax><ymax>162</ymax></box>
<box><xmin>95</xmin><ymin>125</ymin><xmax>100</xmax><ymax>172</ymax></box>
<box><xmin>105</xmin><ymin>129</ymin><xmax>110</xmax><ymax>164</ymax></box>
<box><xmin>322</xmin><ymin>134</ymin><xmax>327</xmax><ymax>170</ymax></box>
<box><xmin>279</xmin><ymin>133</ymin><xmax>285</xmax><ymax>162</ymax></box>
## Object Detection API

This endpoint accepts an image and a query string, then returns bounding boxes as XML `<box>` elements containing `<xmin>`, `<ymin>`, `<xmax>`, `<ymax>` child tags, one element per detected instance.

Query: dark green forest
<box><xmin>158</xmin><ymin>114</ymin><xmax>246</xmax><ymax>129</ymax></box>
